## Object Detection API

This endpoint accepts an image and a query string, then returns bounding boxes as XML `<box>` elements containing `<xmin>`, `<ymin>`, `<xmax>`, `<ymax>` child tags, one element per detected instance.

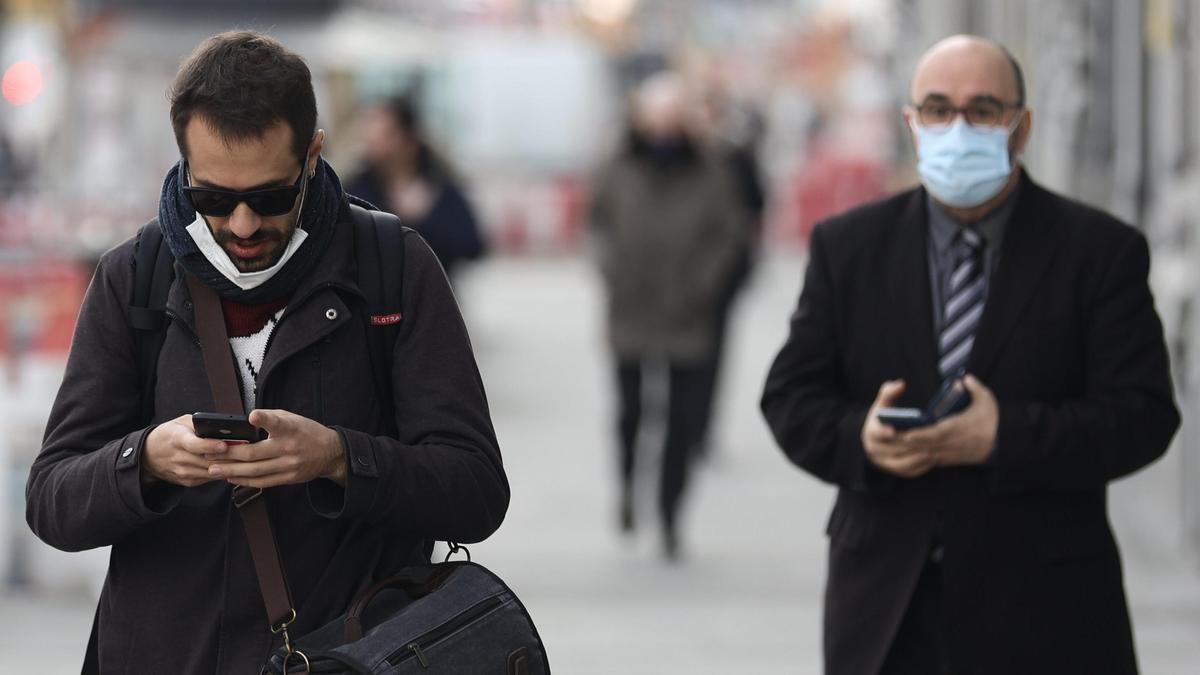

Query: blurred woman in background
<box><xmin>346</xmin><ymin>96</ymin><xmax>486</xmax><ymax>281</ymax></box>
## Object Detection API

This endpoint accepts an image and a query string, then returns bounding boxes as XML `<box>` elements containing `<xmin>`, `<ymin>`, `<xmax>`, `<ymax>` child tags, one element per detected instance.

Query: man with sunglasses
<box><xmin>26</xmin><ymin>31</ymin><xmax>508</xmax><ymax>672</ymax></box>
<box><xmin>762</xmin><ymin>35</ymin><xmax>1178</xmax><ymax>674</ymax></box>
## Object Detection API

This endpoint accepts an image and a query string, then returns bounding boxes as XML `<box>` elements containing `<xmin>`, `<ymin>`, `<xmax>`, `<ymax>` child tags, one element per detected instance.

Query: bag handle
<box><xmin>186</xmin><ymin>275</ymin><xmax>302</xmax><ymax>655</ymax></box>
<box><xmin>342</xmin><ymin>566</ymin><xmax>457</xmax><ymax>643</ymax></box>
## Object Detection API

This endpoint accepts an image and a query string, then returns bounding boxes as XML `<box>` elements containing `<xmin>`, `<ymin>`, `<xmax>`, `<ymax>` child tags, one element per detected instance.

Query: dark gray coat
<box><xmin>589</xmin><ymin>142</ymin><xmax>749</xmax><ymax>363</ymax></box>
<box><xmin>26</xmin><ymin>213</ymin><xmax>508</xmax><ymax>673</ymax></box>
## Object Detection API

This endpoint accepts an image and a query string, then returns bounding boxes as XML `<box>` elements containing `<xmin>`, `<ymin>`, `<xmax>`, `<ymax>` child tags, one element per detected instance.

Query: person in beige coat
<box><xmin>589</xmin><ymin>73</ymin><xmax>749</xmax><ymax>559</ymax></box>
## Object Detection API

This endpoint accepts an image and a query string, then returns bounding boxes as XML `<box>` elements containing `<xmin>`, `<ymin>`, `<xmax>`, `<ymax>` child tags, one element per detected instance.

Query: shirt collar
<box><xmin>927</xmin><ymin>183</ymin><xmax>1020</xmax><ymax>253</ymax></box>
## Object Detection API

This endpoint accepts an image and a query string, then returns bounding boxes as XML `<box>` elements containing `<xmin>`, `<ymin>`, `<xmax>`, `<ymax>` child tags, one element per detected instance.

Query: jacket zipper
<box><xmin>384</xmin><ymin>595</ymin><xmax>505</xmax><ymax>668</ymax></box>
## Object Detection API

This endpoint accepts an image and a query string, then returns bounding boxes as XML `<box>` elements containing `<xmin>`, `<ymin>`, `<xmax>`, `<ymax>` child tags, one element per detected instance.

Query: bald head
<box><xmin>911</xmin><ymin>35</ymin><xmax>1024</xmax><ymax>108</ymax></box>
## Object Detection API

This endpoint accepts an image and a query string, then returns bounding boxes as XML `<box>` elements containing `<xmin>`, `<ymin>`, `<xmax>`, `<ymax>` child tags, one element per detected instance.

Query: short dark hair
<box><xmin>385</xmin><ymin>94</ymin><xmax>422</xmax><ymax>136</ymax></box>
<box><xmin>169</xmin><ymin>31</ymin><xmax>317</xmax><ymax>163</ymax></box>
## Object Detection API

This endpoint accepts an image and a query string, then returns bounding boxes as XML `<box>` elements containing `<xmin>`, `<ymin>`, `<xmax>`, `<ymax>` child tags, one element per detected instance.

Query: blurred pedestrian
<box><xmin>589</xmin><ymin>72</ymin><xmax>749</xmax><ymax>560</ymax></box>
<box><xmin>761</xmin><ymin>36</ymin><xmax>1179</xmax><ymax>674</ymax></box>
<box><xmin>346</xmin><ymin>96</ymin><xmax>486</xmax><ymax>281</ymax></box>
<box><xmin>25</xmin><ymin>31</ymin><xmax>507</xmax><ymax>672</ymax></box>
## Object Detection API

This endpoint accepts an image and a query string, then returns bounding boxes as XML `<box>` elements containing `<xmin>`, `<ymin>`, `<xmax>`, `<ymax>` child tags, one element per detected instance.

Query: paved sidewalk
<box><xmin>3</xmin><ymin>253</ymin><xmax>1198</xmax><ymax>673</ymax></box>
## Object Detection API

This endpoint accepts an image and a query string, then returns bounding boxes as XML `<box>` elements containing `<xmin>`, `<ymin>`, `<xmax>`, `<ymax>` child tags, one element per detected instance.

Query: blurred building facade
<box><xmin>892</xmin><ymin>0</ymin><xmax>1200</xmax><ymax>557</ymax></box>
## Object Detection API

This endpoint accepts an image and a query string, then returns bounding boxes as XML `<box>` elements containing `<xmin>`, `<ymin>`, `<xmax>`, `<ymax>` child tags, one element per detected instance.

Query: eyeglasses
<box><xmin>910</xmin><ymin>97</ymin><xmax>1024</xmax><ymax>128</ymax></box>
<box><xmin>183</xmin><ymin>164</ymin><xmax>306</xmax><ymax>217</ymax></box>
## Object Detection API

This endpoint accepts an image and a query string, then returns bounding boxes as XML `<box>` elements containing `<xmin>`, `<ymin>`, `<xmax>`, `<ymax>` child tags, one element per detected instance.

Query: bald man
<box><xmin>761</xmin><ymin>36</ymin><xmax>1178</xmax><ymax>675</ymax></box>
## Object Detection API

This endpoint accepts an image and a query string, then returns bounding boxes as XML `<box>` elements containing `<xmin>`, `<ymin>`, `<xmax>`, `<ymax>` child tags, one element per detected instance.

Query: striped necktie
<box><xmin>938</xmin><ymin>228</ymin><xmax>986</xmax><ymax>380</ymax></box>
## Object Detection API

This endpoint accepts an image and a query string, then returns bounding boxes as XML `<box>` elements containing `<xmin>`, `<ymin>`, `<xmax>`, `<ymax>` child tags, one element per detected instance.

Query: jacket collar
<box><xmin>279</xmin><ymin>201</ymin><xmax>363</xmax><ymax>313</ymax></box>
<box><xmin>887</xmin><ymin>186</ymin><xmax>940</xmax><ymax>398</ymax></box>
<box><xmin>966</xmin><ymin>170</ymin><xmax>1061</xmax><ymax>379</ymax></box>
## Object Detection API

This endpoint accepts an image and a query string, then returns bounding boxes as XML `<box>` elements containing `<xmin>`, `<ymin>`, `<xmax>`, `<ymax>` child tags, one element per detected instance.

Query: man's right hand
<box><xmin>862</xmin><ymin>380</ymin><xmax>936</xmax><ymax>479</ymax></box>
<box><xmin>142</xmin><ymin>414</ymin><xmax>229</xmax><ymax>487</ymax></box>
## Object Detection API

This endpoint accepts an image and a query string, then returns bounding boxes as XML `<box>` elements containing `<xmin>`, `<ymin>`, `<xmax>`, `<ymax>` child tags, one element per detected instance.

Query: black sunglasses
<box><xmin>183</xmin><ymin>164</ymin><xmax>306</xmax><ymax>217</ymax></box>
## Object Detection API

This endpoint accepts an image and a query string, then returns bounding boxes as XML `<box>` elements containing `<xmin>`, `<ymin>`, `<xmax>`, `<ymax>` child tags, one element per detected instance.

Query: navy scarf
<box><xmin>157</xmin><ymin>156</ymin><xmax>344</xmax><ymax>304</ymax></box>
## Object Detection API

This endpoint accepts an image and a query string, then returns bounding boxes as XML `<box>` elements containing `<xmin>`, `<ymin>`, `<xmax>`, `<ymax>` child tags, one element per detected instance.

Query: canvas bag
<box><xmin>260</xmin><ymin>557</ymin><xmax>548</xmax><ymax>674</ymax></box>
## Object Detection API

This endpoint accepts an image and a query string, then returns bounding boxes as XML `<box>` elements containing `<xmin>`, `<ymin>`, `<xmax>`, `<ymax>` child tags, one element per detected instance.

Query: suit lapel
<box><xmin>886</xmin><ymin>189</ymin><xmax>940</xmax><ymax>398</ymax></box>
<box><xmin>968</xmin><ymin>174</ymin><xmax>1060</xmax><ymax>379</ymax></box>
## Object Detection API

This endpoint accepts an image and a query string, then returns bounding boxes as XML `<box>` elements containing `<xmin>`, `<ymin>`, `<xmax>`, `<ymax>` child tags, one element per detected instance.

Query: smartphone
<box><xmin>192</xmin><ymin>412</ymin><xmax>265</xmax><ymax>444</ymax></box>
<box><xmin>876</xmin><ymin>406</ymin><xmax>931</xmax><ymax>430</ymax></box>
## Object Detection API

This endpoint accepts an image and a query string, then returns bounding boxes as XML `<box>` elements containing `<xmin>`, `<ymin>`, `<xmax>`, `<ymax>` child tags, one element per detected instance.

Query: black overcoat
<box><xmin>762</xmin><ymin>172</ymin><xmax>1179</xmax><ymax>675</ymax></box>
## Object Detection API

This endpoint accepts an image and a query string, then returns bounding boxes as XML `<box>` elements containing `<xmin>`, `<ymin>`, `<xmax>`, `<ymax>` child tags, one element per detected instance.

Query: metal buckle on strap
<box><xmin>281</xmin><ymin>649</ymin><xmax>310</xmax><ymax>674</ymax></box>
<box><xmin>232</xmin><ymin>487</ymin><xmax>263</xmax><ymax>508</ymax></box>
<box><xmin>271</xmin><ymin>608</ymin><xmax>298</xmax><ymax>635</ymax></box>
<box><xmin>272</xmin><ymin>608</ymin><xmax>308</xmax><ymax>674</ymax></box>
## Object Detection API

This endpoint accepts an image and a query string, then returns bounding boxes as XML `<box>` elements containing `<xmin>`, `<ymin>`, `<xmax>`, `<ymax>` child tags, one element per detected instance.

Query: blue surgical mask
<box><xmin>914</xmin><ymin>116</ymin><xmax>1020</xmax><ymax>208</ymax></box>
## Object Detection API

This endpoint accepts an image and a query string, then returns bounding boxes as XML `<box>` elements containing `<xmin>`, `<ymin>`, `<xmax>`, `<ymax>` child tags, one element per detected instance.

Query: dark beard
<box><xmin>215</xmin><ymin>228</ymin><xmax>290</xmax><ymax>272</ymax></box>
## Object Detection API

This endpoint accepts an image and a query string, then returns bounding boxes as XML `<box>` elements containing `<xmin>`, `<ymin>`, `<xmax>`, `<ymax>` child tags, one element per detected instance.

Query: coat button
<box><xmin>122</xmin><ymin>447</ymin><xmax>134</xmax><ymax>458</ymax></box>
<box><xmin>325</xmin><ymin>308</ymin><xmax>338</xmax><ymax>321</ymax></box>
<box><xmin>183</xmin><ymin>300</ymin><xmax>193</xmax><ymax>311</ymax></box>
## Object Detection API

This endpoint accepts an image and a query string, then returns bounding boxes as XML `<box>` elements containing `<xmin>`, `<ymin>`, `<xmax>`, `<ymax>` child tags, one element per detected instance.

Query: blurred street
<box><xmin>1</xmin><ymin>0</ymin><xmax>1199</xmax><ymax>673</ymax></box>
<box><xmin>4</xmin><ymin>252</ymin><xmax>1199</xmax><ymax>673</ymax></box>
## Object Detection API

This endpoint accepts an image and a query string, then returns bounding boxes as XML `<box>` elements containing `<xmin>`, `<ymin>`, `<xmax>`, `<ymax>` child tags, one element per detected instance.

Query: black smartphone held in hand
<box><xmin>876</xmin><ymin>406</ymin><xmax>931</xmax><ymax>430</ymax></box>
<box><xmin>877</xmin><ymin>379</ymin><xmax>973</xmax><ymax>430</ymax></box>
<box><xmin>192</xmin><ymin>412</ymin><xmax>266</xmax><ymax>444</ymax></box>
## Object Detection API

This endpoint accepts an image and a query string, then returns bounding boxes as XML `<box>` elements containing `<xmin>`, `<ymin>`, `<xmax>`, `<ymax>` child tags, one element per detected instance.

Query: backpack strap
<box><xmin>349</xmin><ymin>204</ymin><xmax>407</xmax><ymax>436</ymax></box>
<box><xmin>130</xmin><ymin>220</ymin><xmax>176</xmax><ymax>425</ymax></box>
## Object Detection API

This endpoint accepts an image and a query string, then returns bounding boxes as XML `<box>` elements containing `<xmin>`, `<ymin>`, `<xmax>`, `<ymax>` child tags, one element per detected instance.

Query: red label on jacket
<box><xmin>370</xmin><ymin>313</ymin><xmax>403</xmax><ymax>326</ymax></box>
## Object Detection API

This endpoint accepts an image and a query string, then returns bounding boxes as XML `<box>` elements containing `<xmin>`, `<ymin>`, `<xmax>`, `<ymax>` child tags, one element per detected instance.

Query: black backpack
<box><xmin>127</xmin><ymin>201</ymin><xmax>407</xmax><ymax>428</ymax></box>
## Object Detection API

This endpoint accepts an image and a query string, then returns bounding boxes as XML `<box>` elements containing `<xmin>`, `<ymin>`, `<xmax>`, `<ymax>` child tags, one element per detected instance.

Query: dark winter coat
<box><xmin>346</xmin><ymin>168</ymin><xmax>486</xmax><ymax>280</ymax></box>
<box><xmin>26</xmin><ymin>209</ymin><xmax>508</xmax><ymax>673</ymax></box>
<box><xmin>589</xmin><ymin>138</ymin><xmax>749</xmax><ymax>363</ymax></box>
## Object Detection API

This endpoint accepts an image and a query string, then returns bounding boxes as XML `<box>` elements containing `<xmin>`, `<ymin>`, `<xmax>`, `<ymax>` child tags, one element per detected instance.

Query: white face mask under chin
<box><xmin>185</xmin><ymin>214</ymin><xmax>309</xmax><ymax>291</ymax></box>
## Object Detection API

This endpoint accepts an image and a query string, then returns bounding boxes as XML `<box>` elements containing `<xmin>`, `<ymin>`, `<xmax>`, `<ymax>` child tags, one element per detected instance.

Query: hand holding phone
<box><xmin>875</xmin><ymin>379</ymin><xmax>972</xmax><ymax>430</ymax></box>
<box><xmin>875</xmin><ymin>406</ymin><xmax>930</xmax><ymax>430</ymax></box>
<box><xmin>191</xmin><ymin>412</ymin><xmax>266</xmax><ymax>444</ymax></box>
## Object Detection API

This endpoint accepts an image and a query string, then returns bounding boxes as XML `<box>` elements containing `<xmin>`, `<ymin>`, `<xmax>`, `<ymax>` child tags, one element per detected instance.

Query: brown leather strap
<box><xmin>186</xmin><ymin>274</ymin><xmax>297</xmax><ymax>632</ymax></box>
<box><xmin>186</xmin><ymin>274</ymin><xmax>244</xmax><ymax>415</ymax></box>
<box><xmin>233</xmin><ymin>486</ymin><xmax>296</xmax><ymax>632</ymax></box>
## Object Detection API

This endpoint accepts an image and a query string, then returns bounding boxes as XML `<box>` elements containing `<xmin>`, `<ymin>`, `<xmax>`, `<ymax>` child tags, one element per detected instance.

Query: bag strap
<box><xmin>185</xmin><ymin>274</ymin><xmax>301</xmax><ymax>651</ymax></box>
<box><xmin>130</xmin><ymin>220</ymin><xmax>175</xmax><ymax>424</ymax></box>
<box><xmin>350</xmin><ymin>204</ymin><xmax>406</xmax><ymax>437</ymax></box>
<box><xmin>190</xmin><ymin>205</ymin><xmax>408</xmax><ymax>669</ymax></box>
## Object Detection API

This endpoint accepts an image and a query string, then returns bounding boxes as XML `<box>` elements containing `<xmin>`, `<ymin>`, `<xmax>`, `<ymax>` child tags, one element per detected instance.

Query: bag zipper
<box><xmin>384</xmin><ymin>595</ymin><xmax>505</xmax><ymax>668</ymax></box>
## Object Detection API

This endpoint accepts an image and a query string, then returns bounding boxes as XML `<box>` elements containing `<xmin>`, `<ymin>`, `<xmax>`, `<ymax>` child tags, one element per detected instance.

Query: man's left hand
<box><xmin>206</xmin><ymin>409</ymin><xmax>347</xmax><ymax>488</ymax></box>
<box><xmin>902</xmin><ymin>375</ymin><xmax>999</xmax><ymax>466</ymax></box>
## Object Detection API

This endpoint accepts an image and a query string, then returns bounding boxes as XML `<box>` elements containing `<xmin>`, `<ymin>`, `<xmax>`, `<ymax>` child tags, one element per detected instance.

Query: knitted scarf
<box><xmin>157</xmin><ymin>156</ymin><xmax>344</xmax><ymax>304</ymax></box>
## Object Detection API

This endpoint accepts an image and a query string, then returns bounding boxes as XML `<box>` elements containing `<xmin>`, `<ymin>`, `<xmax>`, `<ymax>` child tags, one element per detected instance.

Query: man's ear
<box><xmin>306</xmin><ymin>129</ymin><xmax>326</xmax><ymax>176</ymax></box>
<box><xmin>902</xmin><ymin>109</ymin><xmax>919</xmax><ymax>150</ymax></box>
<box><xmin>1011</xmin><ymin>109</ymin><xmax>1032</xmax><ymax>158</ymax></box>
